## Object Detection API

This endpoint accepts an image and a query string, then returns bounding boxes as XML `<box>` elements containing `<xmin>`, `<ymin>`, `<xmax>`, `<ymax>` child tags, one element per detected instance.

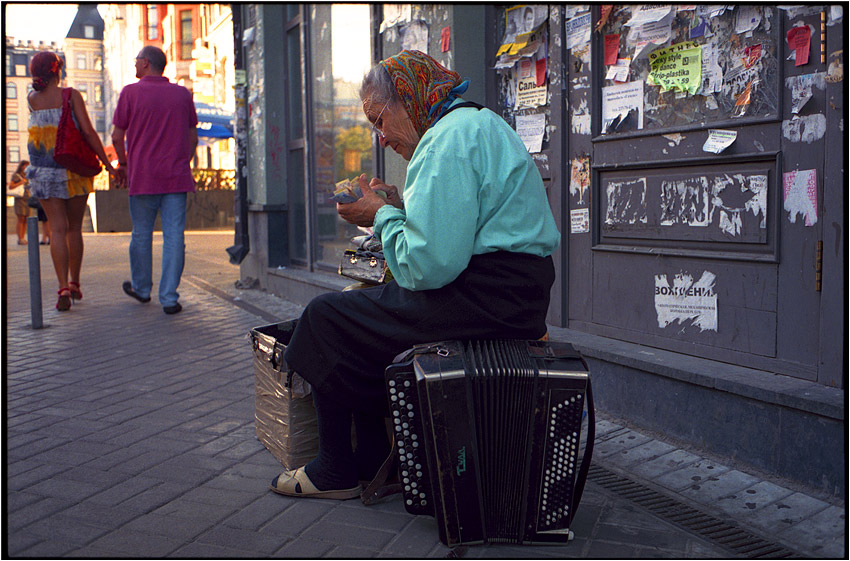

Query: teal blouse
<box><xmin>374</xmin><ymin>100</ymin><xmax>561</xmax><ymax>291</ymax></box>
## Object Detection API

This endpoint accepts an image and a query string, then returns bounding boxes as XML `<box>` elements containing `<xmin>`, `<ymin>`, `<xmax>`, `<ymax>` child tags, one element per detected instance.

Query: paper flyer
<box><xmin>625</xmin><ymin>5</ymin><xmax>674</xmax><ymax>27</ymax></box>
<box><xmin>702</xmin><ymin>129</ymin><xmax>737</xmax><ymax>154</ymax></box>
<box><xmin>735</xmin><ymin>6</ymin><xmax>761</xmax><ymax>34</ymax></box>
<box><xmin>515</xmin><ymin>74</ymin><xmax>547</xmax><ymax>108</ymax></box>
<box><xmin>498</xmin><ymin>5</ymin><xmax>548</xmax><ymax>56</ymax></box>
<box><xmin>648</xmin><ymin>41</ymin><xmax>702</xmax><ymax>95</ymax></box>
<box><xmin>569</xmin><ymin>156</ymin><xmax>590</xmax><ymax>204</ymax></box>
<box><xmin>787</xmin><ymin>25</ymin><xmax>811</xmax><ymax>66</ymax></box>
<box><xmin>602</xmin><ymin>80</ymin><xmax>644</xmax><ymax>132</ymax></box>
<box><xmin>627</xmin><ymin>13</ymin><xmax>674</xmax><ymax>59</ymax></box>
<box><xmin>515</xmin><ymin>113</ymin><xmax>546</xmax><ymax>153</ymax></box>
<box><xmin>604</xmin><ymin>34</ymin><xmax>620</xmax><ymax>65</ymax></box>
<box><xmin>605</xmin><ymin>58</ymin><xmax>631</xmax><ymax>82</ymax></box>
<box><xmin>699</xmin><ymin>44</ymin><xmax>723</xmax><ymax>94</ymax></box>
<box><xmin>566</xmin><ymin>12</ymin><xmax>592</xmax><ymax>50</ymax></box>
<box><xmin>783</xmin><ymin>169</ymin><xmax>818</xmax><ymax>226</ymax></box>
<box><xmin>570</xmin><ymin>208</ymin><xmax>590</xmax><ymax>234</ymax></box>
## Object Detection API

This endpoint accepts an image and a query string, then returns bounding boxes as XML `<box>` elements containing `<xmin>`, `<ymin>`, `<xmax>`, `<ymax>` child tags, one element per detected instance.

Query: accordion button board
<box><xmin>384</xmin><ymin>339</ymin><xmax>593</xmax><ymax>548</ymax></box>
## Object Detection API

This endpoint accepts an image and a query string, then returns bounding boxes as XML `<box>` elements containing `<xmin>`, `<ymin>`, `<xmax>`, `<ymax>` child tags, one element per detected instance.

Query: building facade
<box><xmin>235</xmin><ymin>4</ymin><xmax>846</xmax><ymax>496</ymax></box>
<box><xmin>62</xmin><ymin>5</ymin><xmax>108</xmax><ymax>145</ymax></box>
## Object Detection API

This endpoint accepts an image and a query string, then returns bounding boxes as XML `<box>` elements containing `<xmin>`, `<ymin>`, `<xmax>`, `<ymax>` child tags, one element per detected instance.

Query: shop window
<box><xmin>594</xmin><ymin>5</ymin><xmax>779</xmax><ymax>137</ymax></box>
<box><xmin>147</xmin><ymin>5</ymin><xmax>159</xmax><ymax>40</ymax></box>
<box><xmin>180</xmin><ymin>10</ymin><xmax>193</xmax><ymax>60</ymax></box>
<box><xmin>307</xmin><ymin>4</ymin><xmax>373</xmax><ymax>269</ymax></box>
<box><xmin>7</xmin><ymin>82</ymin><xmax>17</xmax><ymax>99</ymax></box>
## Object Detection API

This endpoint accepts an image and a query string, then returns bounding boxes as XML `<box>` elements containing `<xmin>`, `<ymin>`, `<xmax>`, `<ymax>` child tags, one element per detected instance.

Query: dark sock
<box><xmin>353</xmin><ymin>413</ymin><xmax>392</xmax><ymax>481</ymax></box>
<box><xmin>303</xmin><ymin>389</ymin><xmax>358</xmax><ymax>490</ymax></box>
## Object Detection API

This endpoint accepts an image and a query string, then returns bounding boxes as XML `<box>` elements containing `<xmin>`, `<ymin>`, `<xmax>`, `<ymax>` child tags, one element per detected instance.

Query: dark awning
<box><xmin>195</xmin><ymin>102</ymin><xmax>234</xmax><ymax>139</ymax></box>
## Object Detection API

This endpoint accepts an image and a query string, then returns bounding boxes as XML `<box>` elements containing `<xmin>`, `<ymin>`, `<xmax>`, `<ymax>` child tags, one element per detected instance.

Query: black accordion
<box><xmin>384</xmin><ymin>339</ymin><xmax>594</xmax><ymax>547</ymax></box>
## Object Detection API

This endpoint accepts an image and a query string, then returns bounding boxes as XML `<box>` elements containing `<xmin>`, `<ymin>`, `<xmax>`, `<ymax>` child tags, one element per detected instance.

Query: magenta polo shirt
<box><xmin>112</xmin><ymin>76</ymin><xmax>198</xmax><ymax>195</ymax></box>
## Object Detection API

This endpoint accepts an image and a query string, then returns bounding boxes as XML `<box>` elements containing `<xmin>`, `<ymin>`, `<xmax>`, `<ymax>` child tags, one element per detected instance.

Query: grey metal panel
<box><xmin>590</xmin><ymin>253</ymin><xmax>778</xmax><ymax>358</ymax></box>
<box><xmin>566</xmin><ymin>6</ymin><xmax>594</xmax><ymax>327</ymax></box>
<box><xmin>774</xmin><ymin>9</ymin><xmax>825</xmax><ymax>375</ymax></box>
<box><xmin>817</xmin><ymin>11</ymin><xmax>845</xmax><ymax>387</ymax></box>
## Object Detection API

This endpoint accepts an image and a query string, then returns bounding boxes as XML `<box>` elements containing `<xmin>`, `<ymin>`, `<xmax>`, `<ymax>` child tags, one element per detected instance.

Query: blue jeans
<box><xmin>128</xmin><ymin>193</ymin><xmax>187</xmax><ymax>307</ymax></box>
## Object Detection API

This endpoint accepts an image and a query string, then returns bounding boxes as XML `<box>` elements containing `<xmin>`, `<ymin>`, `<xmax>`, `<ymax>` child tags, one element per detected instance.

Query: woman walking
<box><xmin>26</xmin><ymin>51</ymin><xmax>117</xmax><ymax>310</ymax></box>
<box><xmin>7</xmin><ymin>160</ymin><xmax>31</xmax><ymax>245</ymax></box>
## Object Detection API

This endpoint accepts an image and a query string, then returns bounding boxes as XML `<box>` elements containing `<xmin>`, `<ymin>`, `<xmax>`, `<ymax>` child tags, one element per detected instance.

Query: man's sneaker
<box><xmin>123</xmin><ymin>281</ymin><xmax>151</xmax><ymax>303</ymax></box>
<box><xmin>163</xmin><ymin>303</ymin><xmax>182</xmax><ymax>315</ymax></box>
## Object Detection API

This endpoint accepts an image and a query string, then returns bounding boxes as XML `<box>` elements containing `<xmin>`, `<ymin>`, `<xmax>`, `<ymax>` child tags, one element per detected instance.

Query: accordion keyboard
<box><xmin>538</xmin><ymin>390</ymin><xmax>585</xmax><ymax>531</ymax></box>
<box><xmin>386</xmin><ymin>372</ymin><xmax>433</xmax><ymax>516</ymax></box>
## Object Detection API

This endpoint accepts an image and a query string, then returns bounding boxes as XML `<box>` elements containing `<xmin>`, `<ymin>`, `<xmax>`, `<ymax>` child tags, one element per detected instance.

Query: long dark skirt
<box><xmin>284</xmin><ymin>251</ymin><xmax>555</xmax><ymax>416</ymax></box>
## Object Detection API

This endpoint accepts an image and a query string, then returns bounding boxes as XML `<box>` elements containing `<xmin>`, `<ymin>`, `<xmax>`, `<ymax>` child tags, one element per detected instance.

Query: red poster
<box><xmin>743</xmin><ymin>44</ymin><xmax>762</xmax><ymax>68</ymax></box>
<box><xmin>536</xmin><ymin>57</ymin><xmax>547</xmax><ymax>87</ymax></box>
<box><xmin>440</xmin><ymin>26</ymin><xmax>451</xmax><ymax>53</ymax></box>
<box><xmin>604</xmin><ymin>34</ymin><xmax>619</xmax><ymax>65</ymax></box>
<box><xmin>787</xmin><ymin>25</ymin><xmax>811</xmax><ymax>66</ymax></box>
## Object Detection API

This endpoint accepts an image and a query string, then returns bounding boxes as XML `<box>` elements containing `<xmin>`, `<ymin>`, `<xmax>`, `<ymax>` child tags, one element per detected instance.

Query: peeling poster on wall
<box><xmin>570</xmin><ymin>208</ymin><xmax>590</xmax><ymax>234</ymax></box>
<box><xmin>569</xmin><ymin>156</ymin><xmax>590</xmax><ymax>204</ymax></box>
<box><xmin>783</xmin><ymin>169</ymin><xmax>818</xmax><ymax>226</ymax></box>
<box><xmin>654</xmin><ymin>271</ymin><xmax>718</xmax><ymax>332</ymax></box>
<box><xmin>605</xmin><ymin>177</ymin><xmax>647</xmax><ymax>225</ymax></box>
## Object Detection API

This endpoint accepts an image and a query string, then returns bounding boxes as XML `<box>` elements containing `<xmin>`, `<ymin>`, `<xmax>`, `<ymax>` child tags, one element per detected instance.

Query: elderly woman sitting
<box><xmin>270</xmin><ymin>50</ymin><xmax>560</xmax><ymax>499</ymax></box>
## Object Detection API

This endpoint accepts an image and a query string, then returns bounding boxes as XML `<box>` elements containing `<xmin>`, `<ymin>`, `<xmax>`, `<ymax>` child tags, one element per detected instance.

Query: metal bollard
<box><xmin>26</xmin><ymin>215</ymin><xmax>43</xmax><ymax>329</ymax></box>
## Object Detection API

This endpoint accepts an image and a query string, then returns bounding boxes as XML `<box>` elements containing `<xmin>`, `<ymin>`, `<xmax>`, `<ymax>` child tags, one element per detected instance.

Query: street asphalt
<box><xmin>3</xmin><ymin>231</ymin><xmax>845</xmax><ymax>558</ymax></box>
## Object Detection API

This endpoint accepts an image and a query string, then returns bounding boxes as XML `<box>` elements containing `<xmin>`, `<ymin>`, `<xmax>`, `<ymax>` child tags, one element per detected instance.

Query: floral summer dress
<box><xmin>26</xmin><ymin>102</ymin><xmax>94</xmax><ymax>200</ymax></box>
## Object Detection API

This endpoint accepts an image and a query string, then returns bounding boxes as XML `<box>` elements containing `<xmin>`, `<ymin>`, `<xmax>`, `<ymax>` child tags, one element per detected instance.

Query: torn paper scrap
<box><xmin>605</xmin><ymin>58</ymin><xmax>631</xmax><ymax>82</ymax></box>
<box><xmin>625</xmin><ymin>5</ymin><xmax>674</xmax><ymax>27</ymax></box>
<box><xmin>566</xmin><ymin>12</ymin><xmax>592</xmax><ymax>49</ymax></box>
<box><xmin>735</xmin><ymin>6</ymin><xmax>761</xmax><ymax>34</ymax></box>
<box><xmin>515</xmin><ymin>113</ymin><xmax>546</xmax><ymax>153</ymax></box>
<box><xmin>703</xmin><ymin>129</ymin><xmax>737</xmax><ymax>153</ymax></box>
<box><xmin>783</xmin><ymin>169</ymin><xmax>818</xmax><ymax>226</ymax></box>
<box><xmin>654</xmin><ymin>271</ymin><xmax>718</xmax><ymax>332</ymax></box>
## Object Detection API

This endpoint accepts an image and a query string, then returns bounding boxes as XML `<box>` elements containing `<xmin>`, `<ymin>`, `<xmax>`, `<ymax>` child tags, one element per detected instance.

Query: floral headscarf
<box><xmin>380</xmin><ymin>50</ymin><xmax>469</xmax><ymax>137</ymax></box>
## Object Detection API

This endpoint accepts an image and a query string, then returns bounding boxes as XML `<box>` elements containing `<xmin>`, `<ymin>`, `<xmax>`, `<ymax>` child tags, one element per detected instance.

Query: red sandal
<box><xmin>69</xmin><ymin>281</ymin><xmax>83</xmax><ymax>301</ymax></box>
<box><xmin>56</xmin><ymin>288</ymin><xmax>72</xmax><ymax>311</ymax></box>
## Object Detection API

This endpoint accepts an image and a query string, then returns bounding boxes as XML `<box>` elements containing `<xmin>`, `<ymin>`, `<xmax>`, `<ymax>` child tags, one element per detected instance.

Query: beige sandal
<box><xmin>269</xmin><ymin>467</ymin><xmax>362</xmax><ymax>500</ymax></box>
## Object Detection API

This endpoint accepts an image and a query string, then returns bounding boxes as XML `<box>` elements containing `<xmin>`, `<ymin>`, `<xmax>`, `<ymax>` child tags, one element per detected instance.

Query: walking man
<box><xmin>112</xmin><ymin>46</ymin><xmax>198</xmax><ymax>314</ymax></box>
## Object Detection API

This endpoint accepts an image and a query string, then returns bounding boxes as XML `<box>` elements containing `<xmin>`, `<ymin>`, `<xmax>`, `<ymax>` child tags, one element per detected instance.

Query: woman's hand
<box><xmin>337</xmin><ymin>173</ymin><xmax>390</xmax><ymax>227</ymax></box>
<box><xmin>368</xmin><ymin>177</ymin><xmax>404</xmax><ymax>209</ymax></box>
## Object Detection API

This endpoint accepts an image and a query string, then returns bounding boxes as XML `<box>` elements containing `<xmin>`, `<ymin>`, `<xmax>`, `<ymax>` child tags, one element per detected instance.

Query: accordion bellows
<box><xmin>385</xmin><ymin>339</ymin><xmax>594</xmax><ymax>547</ymax></box>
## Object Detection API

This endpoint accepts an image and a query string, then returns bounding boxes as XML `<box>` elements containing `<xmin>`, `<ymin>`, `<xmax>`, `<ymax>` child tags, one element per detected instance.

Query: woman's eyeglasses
<box><xmin>370</xmin><ymin>100</ymin><xmax>390</xmax><ymax>138</ymax></box>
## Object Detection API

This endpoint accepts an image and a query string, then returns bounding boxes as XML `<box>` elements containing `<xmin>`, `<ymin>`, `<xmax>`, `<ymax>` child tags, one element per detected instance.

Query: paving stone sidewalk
<box><xmin>3</xmin><ymin>233</ymin><xmax>845</xmax><ymax>558</ymax></box>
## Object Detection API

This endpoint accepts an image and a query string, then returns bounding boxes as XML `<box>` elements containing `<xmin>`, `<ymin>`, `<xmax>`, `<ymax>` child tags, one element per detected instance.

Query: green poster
<box><xmin>648</xmin><ymin>41</ymin><xmax>702</xmax><ymax>96</ymax></box>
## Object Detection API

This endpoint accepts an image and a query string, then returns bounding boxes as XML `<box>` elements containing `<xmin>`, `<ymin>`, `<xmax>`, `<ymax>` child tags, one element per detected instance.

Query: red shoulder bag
<box><xmin>53</xmin><ymin>88</ymin><xmax>102</xmax><ymax>177</ymax></box>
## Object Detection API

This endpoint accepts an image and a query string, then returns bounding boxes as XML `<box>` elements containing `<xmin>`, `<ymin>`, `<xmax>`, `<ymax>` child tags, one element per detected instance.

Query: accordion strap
<box><xmin>570</xmin><ymin>378</ymin><xmax>595</xmax><ymax>521</ymax></box>
<box><xmin>361</xmin><ymin>439</ymin><xmax>402</xmax><ymax>505</ymax></box>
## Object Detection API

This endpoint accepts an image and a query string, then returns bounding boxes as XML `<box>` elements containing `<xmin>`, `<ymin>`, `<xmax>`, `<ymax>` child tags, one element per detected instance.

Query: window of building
<box><xmin>78</xmin><ymin>84</ymin><xmax>88</xmax><ymax>102</ymax></box>
<box><xmin>301</xmin><ymin>4</ymin><xmax>373</xmax><ymax>269</ymax></box>
<box><xmin>5</xmin><ymin>55</ymin><xmax>11</xmax><ymax>75</ymax></box>
<box><xmin>96</xmin><ymin>116</ymin><xmax>106</xmax><ymax>132</ymax></box>
<box><xmin>7</xmin><ymin>82</ymin><xmax>17</xmax><ymax>99</ymax></box>
<box><xmin>27</xmin><ymin>83</ymin><xmax>33</xmax><ymax>94</ymax></box>
<box><xmin>9</xmin><ymin>146</ymin><xmax>21</xmax><ymax>163</ymax></box>
<box><xmin>84</xmin><ymin>25</ymin><xmax>95</xmax><ymax>39</ymax></box>
<box><xmin>180</xmin><ymin>10</ymin><xmax>193</xmax><ymax>60</ymax></box>
<box><xmin>94</xmin><ymin>56</ymin><xmax>102</xmax><ymax>71</ymax></box>
<box><xmin>147</xmin><ymin>5</ymin><xmax>159</xmax><ymax>40</ymax></box>
<box><xmin>77</xmin><ymin>53</ymin><xmax>87</xmax><ymax>70</ymax></box>
<box><xmin>8</xmin><ymin>114</ymin><xmax>19</xmax><ymax>132</ymax></box>
<box><xmin>95</xmin><ymin>84</ymin><xmax>102</xmax><ymax>103</ymax></box>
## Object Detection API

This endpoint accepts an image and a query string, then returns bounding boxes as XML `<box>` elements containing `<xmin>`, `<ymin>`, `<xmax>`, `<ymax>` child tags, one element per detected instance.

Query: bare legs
<box><xmin>16</xmin><ymin>214</ymin><xmax>27</xmax><ymax>243</ymax></box>
<box><xmin>39</xmin><ymin>194</ymin><xmax>89</xmax><ymax>292</ymax></box>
